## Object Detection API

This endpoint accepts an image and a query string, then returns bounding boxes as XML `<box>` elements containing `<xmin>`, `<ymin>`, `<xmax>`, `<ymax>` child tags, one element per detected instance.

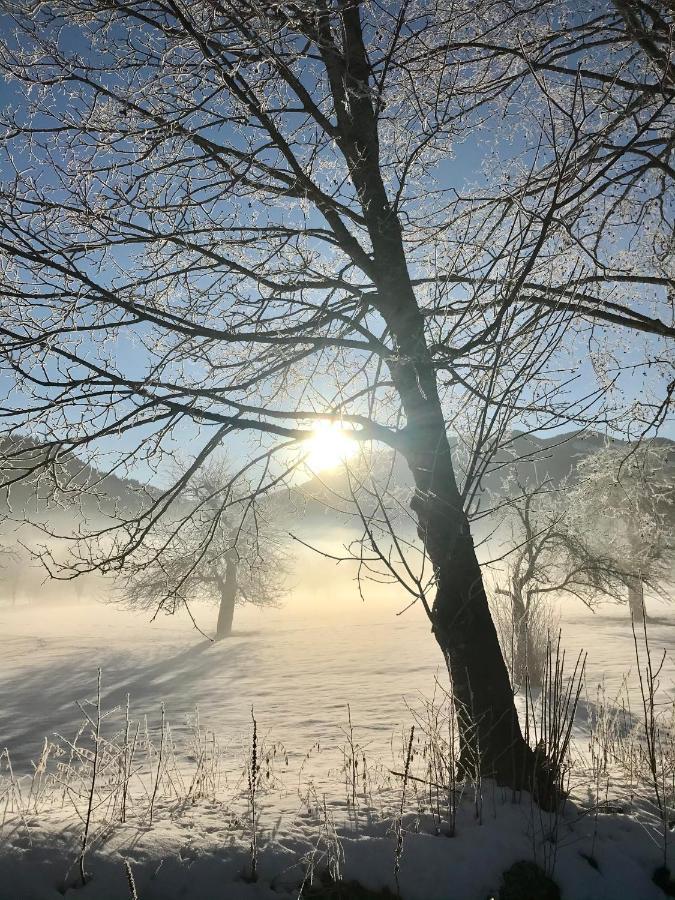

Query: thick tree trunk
<box><xmin>351</xmin><ymin>181</ymin><xmax>541</xmax><ymax>794</ymax></box>
<box><xmin>370</xmin><ymin>279</ymin><xmax>548</xmax><ymax>796</ymax></box>
<box><xmin>322</xmin><ymin>4</ymin><xmax>548</xmax><ymax>799</ymax></box>
<box><xmin>215</xmin><ymin>558</ymin><xmax>237</xmax><ymax>640</ymax></box>
<box><xmin>391</xmin><ymin>391</ymin><xmax>543</xmax><ymax>791</ymax></box>
<box><xmin>628</xmin><ymin>575</ymin><xmax>645</xmax><ymax>624</ymax></box>
<box><xmin>345</xmin><ymin>197</ymin><xmax>535</xmax><ymax>786</ymax></box>
<box><xmin>409</xmin><ymin>460</ymin><xmax>540</xmax><ymax>791</ymax></box>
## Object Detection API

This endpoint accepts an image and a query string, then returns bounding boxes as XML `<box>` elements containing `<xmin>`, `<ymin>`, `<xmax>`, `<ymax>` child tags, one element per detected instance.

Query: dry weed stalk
<box><xmin>631</xmin><ymin>614</ymin><xmax>673</xmax><ymax>868</ymax></box>
<box><xmin>394</xmin><ymin>725</ymin><xmax>415</xmax><ymax>894</ymax></box>
<box><xmin>247</xmin><ymin>708</ymin><xmax>260</xmax><ymax>882</ymax></box>
<box><xmin>525</xmin><ymin>634</ymin><xmax>585</xmax><ymax>877</ymax></box>
<box><xmin>148</xmin><ymin>702</ymin><xmax>166</xmax><ymax>826</ymax></box>
<box><xmin>124</xmin><ymin>858</ymin><xmax>139</xmax><ymax>900</ymax></box>
<box><xmin>78</xmin><ymin>667</ymin><xmax>103</xmax><ymax>885</ymax></box>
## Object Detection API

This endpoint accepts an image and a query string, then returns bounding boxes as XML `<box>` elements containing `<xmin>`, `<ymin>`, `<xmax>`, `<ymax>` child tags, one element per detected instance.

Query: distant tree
<box><xmin>0</xmin><ymin>547</ymin><xmax>19</xmax><ymax>606</ymax></box>
<box><xmin>571</xmin><ymin>444</ymin><xmax>674</xmax><ymax>623</ymax></box>
<box><xmin>494</xmin><ymin>479</ymin><xmax>631</xmax><ymax>687</ymax></box>
<box><xmin>120</xmin><ymin>465</ymin><xmax>288</xmax><ymax>640</ymax></box>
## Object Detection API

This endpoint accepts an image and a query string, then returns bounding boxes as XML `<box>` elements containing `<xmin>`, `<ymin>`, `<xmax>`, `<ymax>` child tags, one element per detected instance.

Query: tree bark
<box><xmin>628</xmin><ymin>575</ymin><xmax>646</xmax><ymax>624</ymax></box>
<box><xmin>215</xmin><ymin>557</ymin><xmax>237</xmax><ymax>640</ymax></box>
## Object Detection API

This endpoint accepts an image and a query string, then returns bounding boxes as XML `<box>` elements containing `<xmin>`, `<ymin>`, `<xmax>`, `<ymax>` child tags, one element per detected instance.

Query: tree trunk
<box><xmin>388</xmin><ymin>384</ymin><xmax>542</xmax><ymax>790</ymax></box>
<box><xmin>322</xmin><ymin>5</ymin><xmax>546</xmax><ymax>798</ymax></box>
<box><xmin>367</xmin><ymin>252</ymin><xmax>539</xmax><ymax>790</ymax></box>
<box><xmin>410</xmin><ymin>469</ymin><xmax>540</xmax><ymax>791</ymax></box>
<box><xmin>510</xmin><ymin>588</ymin><xmax>529</xmax><ymax>687</ymax></box>
<box><xmin>628</xmin><ymin>575</ymin><xmax>645</xmax><ymax>624</ymax></box>
<box><xmin>343</xmin><ymin>190</ymin><xmax>536</xmax><ymax>788</ymax></box>
<box><xmin>215</xmin><ymin>557</ymin><xmax>237</xmax><ymax>640</ymax></box>
<box><xmin>352</xmin><ymin>176</ymin><xmax>541</xmax><ymax>794</ymax></box>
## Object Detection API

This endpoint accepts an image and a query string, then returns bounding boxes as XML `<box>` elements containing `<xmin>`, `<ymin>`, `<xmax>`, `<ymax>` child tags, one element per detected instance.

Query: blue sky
<box><xmin>0</xmin><ymin>13</ymin><xmax>672</xmax><ymax>493</ymax></box>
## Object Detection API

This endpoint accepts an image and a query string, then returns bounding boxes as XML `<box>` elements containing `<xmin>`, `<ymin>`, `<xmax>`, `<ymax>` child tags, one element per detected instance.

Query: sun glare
<box><xmin>303</xmin><ymin>422</ymin><xmax>358</xmax><ymax>473</ymax></box>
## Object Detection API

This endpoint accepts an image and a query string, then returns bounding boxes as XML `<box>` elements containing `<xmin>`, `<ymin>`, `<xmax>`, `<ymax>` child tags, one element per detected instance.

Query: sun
<box><xmin>303</xmin><ymin>421</ymin><xmax>358</xmax><ymax>473</ymax></box>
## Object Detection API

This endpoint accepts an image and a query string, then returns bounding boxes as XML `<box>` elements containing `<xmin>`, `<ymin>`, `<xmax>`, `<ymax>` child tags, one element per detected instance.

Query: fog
<box><xmin>2</xmin><ymin>522</ymin><xmax>673</xmax><ymax>783</ymax></box>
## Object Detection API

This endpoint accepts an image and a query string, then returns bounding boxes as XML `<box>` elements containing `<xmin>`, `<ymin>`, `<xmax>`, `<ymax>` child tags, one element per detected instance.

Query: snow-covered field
<box><xmin>1</xmin><ymin>556</ymin><xmax>675</xmax><ymax>900</ymax></box>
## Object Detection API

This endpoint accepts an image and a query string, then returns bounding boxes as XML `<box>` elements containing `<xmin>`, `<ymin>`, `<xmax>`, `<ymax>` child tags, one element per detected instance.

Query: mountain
<box><xmin>0</xmin><ymin>435</ymin><xmax>156</xmax><ymax>527</ymax></box>
<box><xmin>1</xmin><ymin>429</ymin><xmax>672</xmax><ymax>536</ymax></box>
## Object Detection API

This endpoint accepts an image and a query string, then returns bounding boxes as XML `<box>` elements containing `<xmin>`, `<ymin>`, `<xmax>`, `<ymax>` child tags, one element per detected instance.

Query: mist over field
<box><xmin>2</xmin><ymin>480</ymin><xmax>673</xmax><ymax>778</ymax></box>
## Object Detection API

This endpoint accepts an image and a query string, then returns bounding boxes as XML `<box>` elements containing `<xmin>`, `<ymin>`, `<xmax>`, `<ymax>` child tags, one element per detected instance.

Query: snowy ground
<box><xmin>1</xmin><ymin>554</ymin><xmax>675</xmax><ymax>899</ymax></box>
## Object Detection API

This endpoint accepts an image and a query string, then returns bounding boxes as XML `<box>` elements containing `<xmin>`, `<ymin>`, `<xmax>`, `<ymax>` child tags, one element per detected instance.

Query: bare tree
<box><xmin>570</xmin><ymin>443</ymin><xmax>674</xmax><ymax>622</ymax></box>
<box><xmin>493</xmin><ymin>478</ymin><xmax>632</xmax><ymax>687</ymax></box>
<box><xmin>0</xmin><ymin>0</ymin><xmax>672</xmax><ymax>795</ymax></box>
<box><xmin>119</xmin><ymin>463</ymin><xmax>287</xmax><ymax>639</ymax></box>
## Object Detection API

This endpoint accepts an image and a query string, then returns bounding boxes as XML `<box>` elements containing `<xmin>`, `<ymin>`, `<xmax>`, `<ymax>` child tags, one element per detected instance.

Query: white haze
<box><xmin>1</xmin><ymin>523</ymin><xmax>673</xmax><ymax>786</ymax></box>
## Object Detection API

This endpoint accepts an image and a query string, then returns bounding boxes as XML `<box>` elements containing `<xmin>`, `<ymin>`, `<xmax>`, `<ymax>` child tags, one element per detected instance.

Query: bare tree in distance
<box><xmin>0</xmin><ymin>0</ymin><xmax>673</xmax><ymax>797</ymax></box>
<box><xmin>570</xmin><ymin>443</ymin><xmax>674</xmax><ymax>623</ymax></box>
<box><xmin>119</xmin><ymin>462</ymin><xmax>288</xmax><ymax>640</ymax></box>
<box><xmin>491</xmin><ymin>477</ymin><xmax>635</xmax><ymax>688</ymax></box>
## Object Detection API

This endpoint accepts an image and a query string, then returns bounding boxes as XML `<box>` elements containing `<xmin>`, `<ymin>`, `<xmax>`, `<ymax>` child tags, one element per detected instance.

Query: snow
<box><xmin>2</xmin><ymin>781</ymin><xmax>672</xmax><ymax>900</ymax></box>
<box><xmin>1</xmin><ymin>545</ymin><xmax>675</xmax><ymax>899</ymax></box>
